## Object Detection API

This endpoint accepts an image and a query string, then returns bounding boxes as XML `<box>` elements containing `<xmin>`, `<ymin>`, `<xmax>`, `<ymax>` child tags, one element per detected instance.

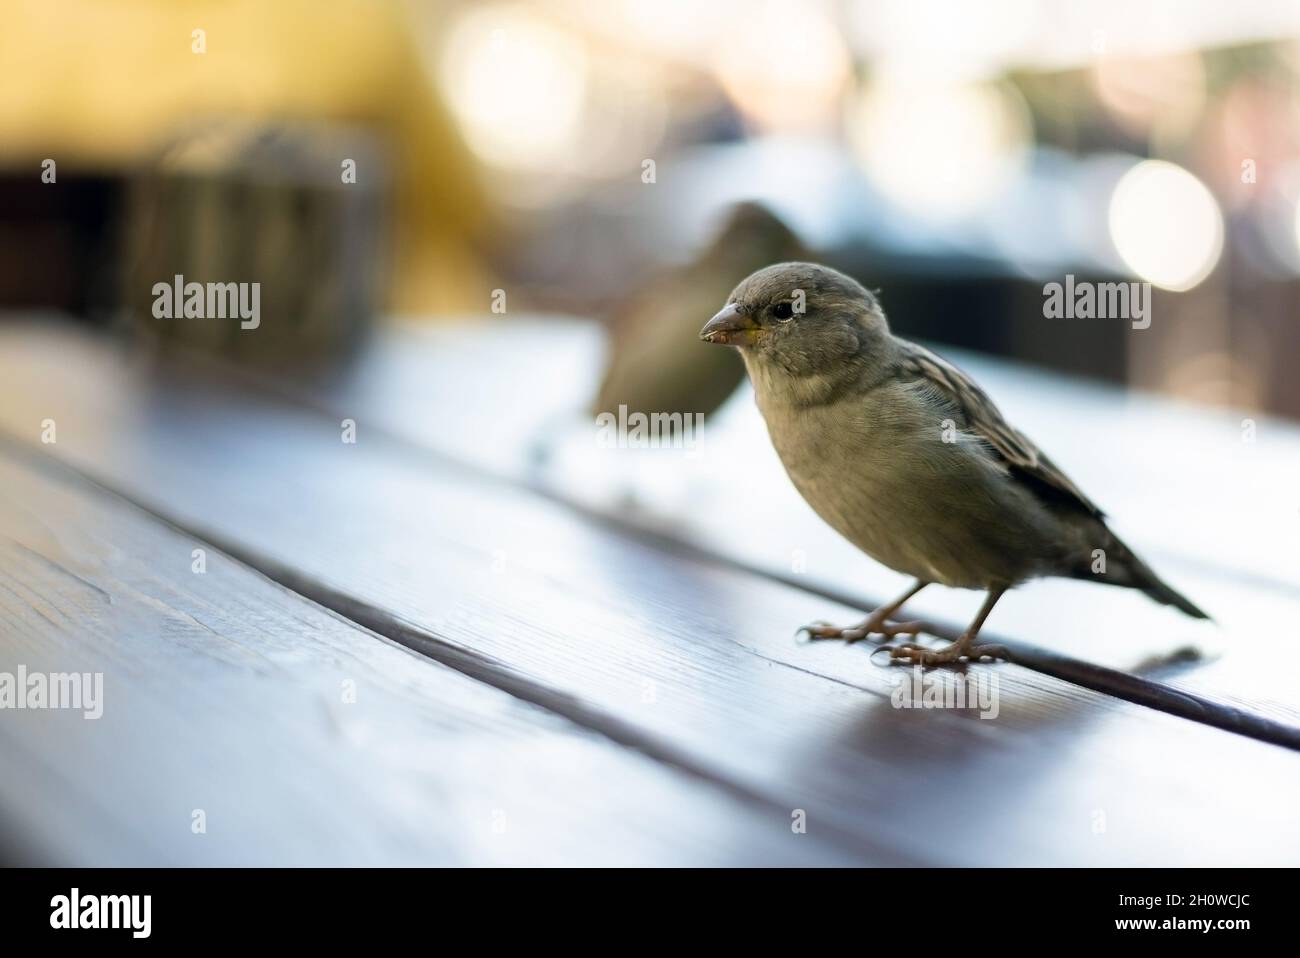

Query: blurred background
<box><xmin>3</xmin><ymin>0</ymin><xmax>1300</xmax><ymax>415</ymax></box>
<box><xmin>7</xmin><ymin>0</ymin><xmax>1300</xmax><ymax>872</ymax></box>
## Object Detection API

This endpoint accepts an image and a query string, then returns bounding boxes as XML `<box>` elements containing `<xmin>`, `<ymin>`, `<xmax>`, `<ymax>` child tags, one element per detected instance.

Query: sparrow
<box><xmin>592</xmin><ymin>202</ymin><xmax>804</xmax><ymax>435</ymax></box>
<box><xmin>699</xmin><ymin>262</ymin><xmax>1208</xmax><ymax>666</ymax></box>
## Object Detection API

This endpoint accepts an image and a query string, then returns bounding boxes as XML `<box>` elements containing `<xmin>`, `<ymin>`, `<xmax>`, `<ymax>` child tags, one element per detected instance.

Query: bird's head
<box><xmin>699</xmin><ymin>262</ymin><xmax>889</xmax><ymax>380</ymax></box>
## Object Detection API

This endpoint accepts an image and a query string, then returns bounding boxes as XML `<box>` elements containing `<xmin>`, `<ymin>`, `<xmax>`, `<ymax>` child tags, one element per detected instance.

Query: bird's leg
<box><xmin>798</xmin><ymin>581</ymin><xmax>929</xmax><ymax>644</ymax></box>
<box><xmin>887</xmin><ymin>587</ymin><xmax>1009</xmax><ymax>666</ymax></box>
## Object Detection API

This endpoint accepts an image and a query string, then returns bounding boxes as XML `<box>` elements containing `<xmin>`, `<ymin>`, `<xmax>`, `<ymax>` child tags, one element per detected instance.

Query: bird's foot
<box><xmin>796</xmin><ymin>612</ymin><xmax>925</xmax><ymax>645</ymax></box>
<box><xmin>878</xmin><ymin>635</ymin><xmax>1009</xmax><ymax>667</ymax></box>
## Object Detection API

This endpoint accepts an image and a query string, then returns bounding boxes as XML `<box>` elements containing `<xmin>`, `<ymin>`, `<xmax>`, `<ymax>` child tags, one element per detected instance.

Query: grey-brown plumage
<box><xmin>699</xmin><ymin>262</ymin><xmax>1207</xmax><ymax>665</ymax></box>
<box><xmin>592</xmin><ymin>203</ymin><xmax>804</xmax><ymax>432</ymax></box>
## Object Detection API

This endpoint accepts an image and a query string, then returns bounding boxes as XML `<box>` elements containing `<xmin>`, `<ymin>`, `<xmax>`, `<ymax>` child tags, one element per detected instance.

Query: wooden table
<box><xmin>1</xmin><ymin>315</ymin><xmax>1298</xmax><ymax>866</ymax></box>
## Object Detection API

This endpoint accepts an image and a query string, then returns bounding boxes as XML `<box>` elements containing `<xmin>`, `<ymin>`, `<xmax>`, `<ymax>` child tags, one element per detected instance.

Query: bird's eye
<box><xmin>773</xmin><ymin>302</ymin><xmax>795</xmax><ymax>321</ymax></box>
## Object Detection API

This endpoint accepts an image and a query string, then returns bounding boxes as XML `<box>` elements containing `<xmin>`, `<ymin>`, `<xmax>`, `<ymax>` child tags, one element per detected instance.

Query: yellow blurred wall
<box><xmin>0</xmin><ymin>0</ymin><xmax>493</xmax><ymax>314</ymax></box>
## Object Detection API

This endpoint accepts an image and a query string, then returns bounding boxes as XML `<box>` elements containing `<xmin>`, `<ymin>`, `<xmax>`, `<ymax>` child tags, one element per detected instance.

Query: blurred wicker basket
<box><xmin>122</xmin><ymin>120</ymin><xmax>388</xmax><ymax>364</ymax></box>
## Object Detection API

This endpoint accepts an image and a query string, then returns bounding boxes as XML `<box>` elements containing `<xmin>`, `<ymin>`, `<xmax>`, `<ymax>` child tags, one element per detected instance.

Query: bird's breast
<box><xmin>762</xmin><ymin>397</ymin><xmax>918</xmax><ymax>561</ymax></box>
<box><xmin>757</xmin><ymin>390</ymin><xmax>1046</xmax><ymax>588</ymax></box>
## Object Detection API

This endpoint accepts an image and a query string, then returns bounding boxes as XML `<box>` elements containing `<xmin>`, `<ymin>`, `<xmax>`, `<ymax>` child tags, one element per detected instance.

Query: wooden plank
<box><xmin>0</xmin><ymin>442</ymin><xmax>849</xmax><ymax>866</ymax></box>
<box><xmin>1</xmin><ymin>319</ymin><xmax>1299</xmax><ymax>865</ymax></box>
<box><xmin>282</xmin><ymin>320</ymin><xmax>1300</xmax><ymax>726</ymax></box>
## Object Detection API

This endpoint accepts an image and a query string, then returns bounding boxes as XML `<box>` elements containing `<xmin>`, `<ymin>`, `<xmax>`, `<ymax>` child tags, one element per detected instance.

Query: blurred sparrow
<box><xmin>699</xmin><ymin>262</ymin><xmax>1208</xmax><ymax>666</ymax></box>
<box><xmin>592</xmin><ymin>202</ymin><xmax>804</xmax><ymax>433</ymax></box>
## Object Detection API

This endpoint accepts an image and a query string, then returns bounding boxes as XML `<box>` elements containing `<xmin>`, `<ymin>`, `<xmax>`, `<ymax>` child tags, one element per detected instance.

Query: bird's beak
<box><xmin>699</xmin><ymin>303</ymin><xmax>760</xmax><ymax>346</ymax></box>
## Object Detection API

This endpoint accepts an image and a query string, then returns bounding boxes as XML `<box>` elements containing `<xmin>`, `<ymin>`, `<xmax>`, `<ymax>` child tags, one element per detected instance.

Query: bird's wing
<box><xmin>898</xmin><ymin>342</ymin><xmax>1105</xmax><ymax>519</ymax></box>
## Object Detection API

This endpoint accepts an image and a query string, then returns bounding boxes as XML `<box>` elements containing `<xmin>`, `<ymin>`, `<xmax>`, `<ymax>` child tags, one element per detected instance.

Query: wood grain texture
<box><xmin>1</xmin><ymin>319</ymin><xmax>1297</xmax><ymax>865</ymax></box>
<box><xmin>0</xmin><ymin>443</ymin><xmax>850</xmax><ymax>866</ymax></box>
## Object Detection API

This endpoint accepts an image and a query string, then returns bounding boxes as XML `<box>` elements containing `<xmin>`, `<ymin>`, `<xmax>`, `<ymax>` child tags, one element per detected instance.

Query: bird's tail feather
<box><xmin>1138</xmin><ymin>570</ymin><xmax>1211</xmax><ymax>620</ymax></box>
<box><xmin>1072</xmin><ymin>531</ymin><xmax>1211</xmax><ymax>621</ymax></box>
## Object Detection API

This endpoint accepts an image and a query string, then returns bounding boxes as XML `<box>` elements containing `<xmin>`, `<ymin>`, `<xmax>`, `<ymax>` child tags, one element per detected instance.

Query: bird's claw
<box><xmin>797</xmin><ymin>616</ymin><xmax>925</xmax><ymax>646</ymax></box>
<box><xmin>794</xmin><ymin>621</ymin><xmax>833</xmax><ymax>643</ymax></box>
<box><xmin>875</xmin><ymin>639</ymin><xmax>1010</xmax><ymax>668</ymax></box>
